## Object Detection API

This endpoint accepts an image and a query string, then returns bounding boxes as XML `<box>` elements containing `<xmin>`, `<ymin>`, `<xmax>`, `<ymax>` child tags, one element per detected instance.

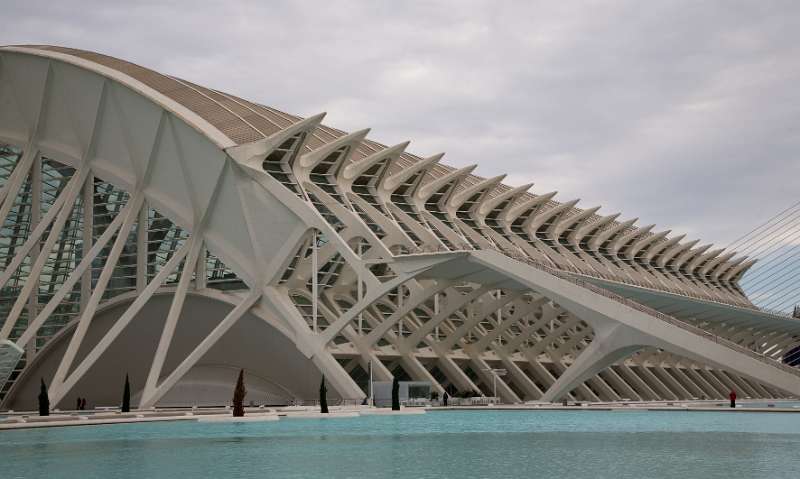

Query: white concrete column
<box><xmin>540</xmin><ymin>321</ymin><xmax>645</xmax><ymax>402</ymax></box>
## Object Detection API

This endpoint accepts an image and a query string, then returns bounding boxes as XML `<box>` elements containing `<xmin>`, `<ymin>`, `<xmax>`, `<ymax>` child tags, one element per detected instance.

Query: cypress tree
<box><xmin>391</xmin><ymin>376</ymin><xmax>400</xmax><ymax>411</ymax></box>
<box><xmin>38</xmin><ymin>378</ymin><xmax>50</xmax><ymax>416</ymax></box>
<box><xmin>232</xmin><ymin>369</ymin><xmax>246</xmax><ymax>417</ymax></box>
<box><xmin>319</xmin><ymin>375</ymin><xmax>329</xmax><ymax>413</ymax></box>
<box><xmin>121</xmin><ymin>374</ymin><xmax>131</xmax><ymax>413</ymax></box>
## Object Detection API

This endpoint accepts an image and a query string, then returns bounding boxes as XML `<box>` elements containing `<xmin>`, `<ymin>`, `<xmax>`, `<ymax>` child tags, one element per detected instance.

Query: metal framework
<box><xmin>1</xmin><ymin>45</ymin><xmax>799</xmax><ymax>410</ymax></box>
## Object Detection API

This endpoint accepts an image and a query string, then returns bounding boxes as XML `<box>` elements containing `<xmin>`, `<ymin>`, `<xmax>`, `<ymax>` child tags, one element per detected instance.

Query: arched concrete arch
<box><xmin>2</xmin><ymin>291</ymin><xmax>333</xmax><ymax>410</ymax></box>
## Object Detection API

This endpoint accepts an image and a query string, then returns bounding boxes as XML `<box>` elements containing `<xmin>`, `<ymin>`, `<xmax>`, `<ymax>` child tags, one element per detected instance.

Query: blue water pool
<box><xmin>3</xmin><ymin>410</ymin><xmax>800</xmax><ymax>478</ymax></box>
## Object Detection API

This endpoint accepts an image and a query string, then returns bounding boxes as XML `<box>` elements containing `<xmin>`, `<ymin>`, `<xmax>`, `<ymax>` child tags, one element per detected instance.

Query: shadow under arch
<box><xmin>2</xmin><ymin>290</ymin><xmax>332</xmax><ymax>410</ymax></box>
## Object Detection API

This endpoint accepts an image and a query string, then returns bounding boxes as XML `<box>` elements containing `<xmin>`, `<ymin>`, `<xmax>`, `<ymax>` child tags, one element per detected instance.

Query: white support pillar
<box><xmin>697</xmin><ymin>367</ymin><xmax>731</xmax><ymax>397</ymax></box>
<box><xmin>401</xmin><ymin>285</ymin><xmax>492</xmax><ymax>350</ymax></box>
<box><xmin>0</xmin><ymin>167</ymin><xmax>91</xmax><ymax>340</ymax></box>
<box><xmin>399</xmin><ymin>355</ymin><xmax>446</xmax><ymax>395</ymax></box>
<box><xmin>0</xmin><ymin>162</ymin><xmax>81</xmax><ymax>293</ymax></box>
<box><xmin>630</xmin><ymin>357</ymin><xmax>679</xmax><ymax>400</ymax></box>
<box><xmin>709</xmin><ymin>369</ymin><xmax>741</xmax><ymax>396</ymax></box>
<box><xmin>25</xmin><ymin>155</ymin><xmax>41</xmax><ymax>356</ymax></box>
<box><xmin>312</xmin><ymin>229</ymin><xmax>318</xmax><ymax>333</ymax></box>
<box><xmin>540</xmin><ymin>322</ymin><xmax>645</xmax><ymax>403</ymax></box>
<box><xmin>48</xmin><ymin>240</ymin><xmax>192</xmax><ymax>406</ymax></box>
<box><xmin>681</xmin><ymin>364</ymin><xmax>724</xmax><ymax>399</ymax></box>
<box><xmin>434</xmin><ymin>293</ymin><xmax>440</xmax><ymax>340</ymax></box>
<box><xmin>136</xmin><ymin>202</ymin><xmax>148</xmax><ymax>292</ymax></box>
<box><xmin>597</xmin><ymin>367</ymin><xmax>641</xmax><ymax>401</ymax></box>
<box><xmin>435</xmin><ymin>353</ymin><xmax>482</xmax><ymax>395</ymax></box>
<box><xmin>548</xmin><ymin>360</ymin><xmax>601</xmax><ymax>402</ymax></box>
<box><xmin>15</xmin><ymin>203</ymin><xmax>130</xmax><ymax>347</ymax></box>
<box><xmin>725</xmin><ymin>371</ymin><xmax>760</xmax><ymax>398</ymax></box>
<box><xmin>139</xmin><ymin>291</ymin><xmax>262</xmax><ymax>408</ymax></box>
<box><xmin>614</xmin><ymin>364</ymin><xmax>660</xmax><ymax>400</ymax></box>
<box><xmin>0</xmin><ymin>147</ymin><xmax>37</xmax><ymax>229</ymax></box>
<box><xmin>357</xmin><ymin>240</ymin><xmax>363</xmax><ymax>336</ymax></box>
<box><xmin>0</xmin><ymin>150</ymin><xmax>28</xmax><ymax>206</ymax></box>
<box><xmin>668</xmin><ymin>362</ymin><xmax>707</xmax><ymax>399</ymax></box>
<box><xmin>142</xmin><ymin>237</ymin><xmax>204</xmax><ymax>401</ymax></box>
<box><xmin>195</xmin><ymin>243</ymin><xmax>207</xmax><ymax>290</ymax></box>
<box><xmin>469</xmin><ymin>354</ymin><xmax>521</xmax><ymax>403</ymax></box>
<box><xmin>494</xmin><ymin>350</ymin><xmax>544</xmax><ymax>400</ymax></box>
<box><xmin>438</xmin><ymin>292</ymin><xmax>523</xmax><ymax>352</ymax></box>
<box><xmin>81</xmin><ymin>174</ymin><xmax>93</xmax><ymax>311</ymax></box>
<box><xmin>49</xmin><ymin>193</ymin><xmax>144</xmax><ymax>391</ymax></box>
<box><xmin>650</xmin><ymin>362</ymin><xmax>693</xmax><ymax>400</ymax></box>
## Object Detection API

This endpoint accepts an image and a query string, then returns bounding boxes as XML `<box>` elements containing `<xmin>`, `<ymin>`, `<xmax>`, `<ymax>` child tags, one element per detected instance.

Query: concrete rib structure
<box><xmin>1</xmin><ymin>45</ymin><xmax>799</xmax><ymax>410</ymax></box>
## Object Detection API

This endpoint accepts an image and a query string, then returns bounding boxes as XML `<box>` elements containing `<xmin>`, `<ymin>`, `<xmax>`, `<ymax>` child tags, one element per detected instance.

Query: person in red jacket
<box><xmin>729</xmin><ymin>390</ymin><xmax>736</xmax><ymax>408</ymax></box>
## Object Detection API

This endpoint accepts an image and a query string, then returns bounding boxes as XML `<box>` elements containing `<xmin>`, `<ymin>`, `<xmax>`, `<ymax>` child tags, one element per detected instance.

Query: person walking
<box><xmin>729</xmin><ymin>390</ymin><xmax>736</xmax><ymax>408</ymax></box>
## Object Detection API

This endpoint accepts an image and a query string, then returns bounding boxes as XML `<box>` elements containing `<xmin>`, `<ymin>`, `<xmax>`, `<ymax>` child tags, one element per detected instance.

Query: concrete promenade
<box><xmin>3</xmin><ymin>400</ymin><xmax>799</xmax><ymax>431</ymax></box>
<box><xmin>429</xmin><ymin>403</ymin><xmax>800</xmax><ymax>413</ymax></box>
<box><xmin>0</xmin><ymin>405</ymin><xmax>424</xmax><ymax>431</ymax></box>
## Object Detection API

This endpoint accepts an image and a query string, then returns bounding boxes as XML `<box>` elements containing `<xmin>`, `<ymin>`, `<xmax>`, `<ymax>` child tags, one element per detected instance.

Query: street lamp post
<box><xmin>482</xmin><ymin>368</ymin><xmax>507</xmax><ymax>402</ymax></box>
<box><xmin>368</xmin><ymin>360</ymin><xmax>374</xmax><ymax>407</ymax></box>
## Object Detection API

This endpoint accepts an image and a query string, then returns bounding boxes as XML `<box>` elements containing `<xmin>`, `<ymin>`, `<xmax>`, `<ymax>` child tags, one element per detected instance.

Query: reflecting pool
<box><xmin>4</xmin><ymin>410</ymin><xmax>800</xmax><ymax>478</ymax></box>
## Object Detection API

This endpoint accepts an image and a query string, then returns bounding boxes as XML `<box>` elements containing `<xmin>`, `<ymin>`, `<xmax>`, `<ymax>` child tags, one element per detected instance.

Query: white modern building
<box><xmin>1</xmin><ymin>45</ymin><xmax>799</xmax><ymax>410</ymax></box>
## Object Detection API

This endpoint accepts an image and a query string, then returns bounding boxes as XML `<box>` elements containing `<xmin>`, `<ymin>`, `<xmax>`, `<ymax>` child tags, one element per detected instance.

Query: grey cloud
<box><xmin>2</xmin><ymin>0</ymin><xmax>798</xmax><ymax>248</ymax></box>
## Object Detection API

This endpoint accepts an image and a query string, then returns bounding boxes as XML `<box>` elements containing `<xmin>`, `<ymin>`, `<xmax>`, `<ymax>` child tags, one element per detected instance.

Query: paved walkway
<box><xmin>4</xmin><ymin>400</ymin><xmax>799</xmax><ymax>430</ymax></box>
<box><xmin>0</xmin><ymin>405</ymin><xmax>424</xmax><ymax>430</ymax></box>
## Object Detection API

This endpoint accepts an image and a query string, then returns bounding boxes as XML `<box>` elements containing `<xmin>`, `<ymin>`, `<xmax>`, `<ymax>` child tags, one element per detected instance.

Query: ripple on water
<box><xmin>4</xmin><ymin>410</ymin><xmax>800</xmax><ymax>479</ymax></box>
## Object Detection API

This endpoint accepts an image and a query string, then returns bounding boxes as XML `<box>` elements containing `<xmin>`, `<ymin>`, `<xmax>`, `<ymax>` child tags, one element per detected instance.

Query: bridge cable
<box><xmin>725</xmin><ymin>200</ymin><xmax>800</xmax><ymax>251</ymax></box>
<box><xmin>733</xmin><ymin>209</ymin><xmax>800</xmax><ymax>259</ymax></box>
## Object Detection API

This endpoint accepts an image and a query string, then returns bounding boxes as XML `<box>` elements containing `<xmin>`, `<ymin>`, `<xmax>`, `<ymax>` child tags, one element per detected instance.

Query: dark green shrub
<box><xmin>391</xmin><ymin>376</ymin><xmax>400</xmax><ymax>411</ymax></box>
<box><xmin>320</xmin><ymin>376</ymin><xmax>329</xmax><ymax>413</ymax></box>
<box><xmin>232</xmin><ymin>369</ymin><xmax>246</xmax><ymax>417</ymax></box>
<box><xmin>121</xmin><ymin>374</ymin><xmax>131</xmax><ymax>413</ymax></box>
<box><xmin>38</xmin><ymin>378</ymin><xmax>49</xmax><ymax>416</ymax></box>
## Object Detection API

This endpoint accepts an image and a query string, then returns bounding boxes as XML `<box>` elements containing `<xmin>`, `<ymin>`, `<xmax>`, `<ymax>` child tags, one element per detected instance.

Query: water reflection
<box><xmin>4</xmin><ymin>411</ymin><xmax>800</xmax><ymax>479</ymax></box>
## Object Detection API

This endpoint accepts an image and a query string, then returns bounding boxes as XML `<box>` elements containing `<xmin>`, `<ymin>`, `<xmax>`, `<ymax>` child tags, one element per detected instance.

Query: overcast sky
<box><xmin>2</xmin><ymin>0</ymin><xmax>798</xmax><ymax>248</ymax></box>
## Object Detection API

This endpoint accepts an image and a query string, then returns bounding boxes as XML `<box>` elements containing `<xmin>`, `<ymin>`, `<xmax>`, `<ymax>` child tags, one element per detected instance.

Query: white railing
<box><xmin>439</xmin><ymin>396</ymin><xmax>500</xmax><ymax>406</ymax></box>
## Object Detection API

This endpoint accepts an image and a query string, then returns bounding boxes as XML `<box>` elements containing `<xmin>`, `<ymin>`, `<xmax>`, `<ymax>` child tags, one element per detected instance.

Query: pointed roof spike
<box><xmin>608</xmin><ymin>222</ymin><xmax>653</xmax><ymax>254</ymax></box>
<box><xmin>297</xmin><ymin>128</ymin><xmax>370</xmax><ymax>169</ymax></box>
<box><xmin>712</xmin><ymin>254</ymin><xmax>747</xmax><ymax>277</ymax></box>
<box><xmin>552</xmin><ymin>205</ymin><xmax>601</xmax><ymax>239</ymax></box>
<box><xmin>673</xmin><ymin>243</ymin><xmax>713</xmax><ymax>271</ymax></box>
<box><xmin>643</xmin><ymin>232</ymin><xmax>684</xmax><ymax>262</ymax></box>
<box><xmin>657</xmin><ymin>238</ymin><xmax>700</xmax><ymax>268</ymax></box>
<box><xmin>225</xmin><ymin>112</ymin><xmax>326</xmax><ymax>167</ymax></box>
<box><xmin>381</xmin><ymin>153</ymin><xmax>443</xmax><ymax>192</ymax></box>
<box><xmin>449</xmin><ymin>174</ymin><xmax>507</xmax><ymax>209</ymax></box>
<box><xmin>625</xmin><ymin>229</ymin><xmax>670</xmax><ymax>260</ymax></box>
<box><xmin>723</xmin><ymin>258</ymin><xmax>758</xmax><ymax>282</ymax></box>
<box><xmin>505</xmin><ymin>191</ymin><xmax>558</xmax><ymax>224</ymax></box>
<box><xmin>683</xmin><ymin>246</ymin><xmax>721</xmax><ymax>275</ymax></box>
<box><xmin>478</xmin><ymin>183</ymin><xmax>533</xmax><ymax>215</ymax></box>
<box><xmin>416</xmin><ymin>164</ymin><xmax>477</xmax><ymax>201</ymax></box>
<box><xmin>569</xmin><ymin>211</ymin><xmax>619</xmax><ymax>245</ymax></box>
<box><xmin>477</xmin><ymin>182</ymin><xmax>534</xmax><ymax>217</ymax></box>
<box><xmin>527</xmin><ymin>199</ymin><xmax>579</xmax><ymax>233</ymax></box>
<box><xmin>712</xmin><ymin>254</ymin><xmax>748</xmax><ymax>280</ymax></box>
<box><xmin>587</xmin><ymin>215</ymin><xmax>635</xmax><ymax>251</ymax></box>
<box><xmin>699</xmin><ymin>250</ymin><xmax>735</xmax><ymax>276</ymax></box>
<box><xmin>341</xmin><ymin>140</ymin><xmax>409</xmax><ymax>181</ymax></box>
